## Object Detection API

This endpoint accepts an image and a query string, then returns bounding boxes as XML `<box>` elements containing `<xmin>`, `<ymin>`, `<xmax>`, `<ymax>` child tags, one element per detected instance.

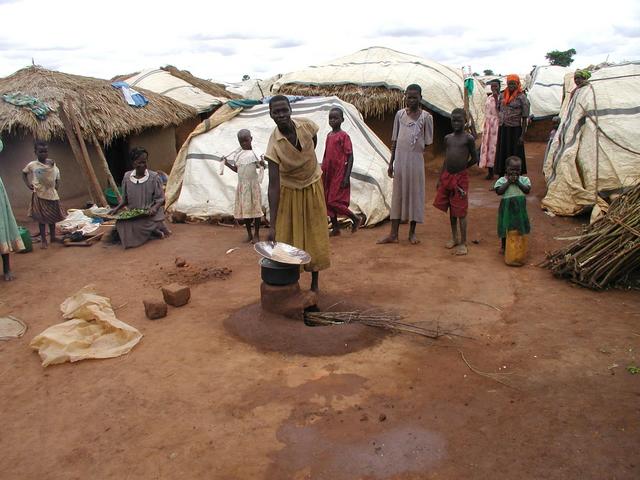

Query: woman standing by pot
<box><xmin>495</xmin><ymin>74</ymin><xmax>530</xmax><ymax>176</ymax></box>
<box><xmin>479</xmin><ymin>80</ymin><xmax>501</xmax><ymax>180</ymax></box>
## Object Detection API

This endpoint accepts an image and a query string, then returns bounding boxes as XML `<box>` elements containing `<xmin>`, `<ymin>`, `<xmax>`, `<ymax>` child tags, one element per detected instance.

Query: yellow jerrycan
<box><xmin>504</xmin><ymin>230</ymin><xmax>528</xmax><ymax>266</ymax></box>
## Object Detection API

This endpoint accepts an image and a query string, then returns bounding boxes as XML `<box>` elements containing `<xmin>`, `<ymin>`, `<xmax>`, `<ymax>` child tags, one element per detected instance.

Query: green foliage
<box><xmin>242</xmin><ymin>74</ymin><xmax>251</xmax><ymax>81</ymax></box>
<box><xmin>483</xmin><ymin>69</ymin><xmax>494</xmax><ymax>76</ymax></box>
<box><xmin>545</xmin><ymin>49</ymin><xmax>577</xmax><ymax>67</ymax></box>
<box><xmin>627</xmin><ymin>365</ymin><xmax>640</xmax><ymax>375</ymax></box>
<box><xmin>117</xmin><ymin>208</ymin><xmax>148</xmax><ymax>220</ymax></box>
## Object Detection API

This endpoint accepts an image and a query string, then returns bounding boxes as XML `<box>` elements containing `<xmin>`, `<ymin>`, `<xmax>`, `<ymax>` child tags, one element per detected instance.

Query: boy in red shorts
<box><xmin>434</xmin><ymin>108</ymin><xmax>478</xmax><ymax>255</ymax></box>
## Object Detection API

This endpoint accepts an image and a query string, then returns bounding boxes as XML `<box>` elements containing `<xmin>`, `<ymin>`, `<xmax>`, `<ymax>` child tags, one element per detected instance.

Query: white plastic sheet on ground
<box><xmin>30</xmin><ymin>286</ymin><xmax>142</xmax><ymax>367</ymax></box>
<box><xmin>171</xmin><ymin>96</ymin><xmax>393</xmax><ymax>226</ymax></box>
<box><xmin>542</xmin><ymin>62</ymin><xmax>640</xmax><ymax>216</ymax></box>
<box><xmin>273</xmin><ymin>46</ymin><xmax>485</xmax><ymax>131</ymax></box>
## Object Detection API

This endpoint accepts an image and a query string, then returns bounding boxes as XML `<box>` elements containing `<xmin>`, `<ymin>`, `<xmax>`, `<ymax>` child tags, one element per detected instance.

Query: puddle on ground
<box><xmin>267</xmin><ymin>421</ymin><xmax>446</xmax><ymax>479</ymax></box>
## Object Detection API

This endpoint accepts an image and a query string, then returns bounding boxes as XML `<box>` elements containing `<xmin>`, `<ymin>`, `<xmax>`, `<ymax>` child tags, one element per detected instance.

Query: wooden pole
<box><xmin>65</xmin><ymin>103</ymin><xmax>108</xmax><ymax>207</ymax></box>
<box><xmin>89</xmin><ymin>130</ymin><xmax>122</xmax><ymax>204</ymax></box>
<box><xmin>58</xmin><ymin>102</ymin><xmax>103</xmax><ymax>206</ymax></box>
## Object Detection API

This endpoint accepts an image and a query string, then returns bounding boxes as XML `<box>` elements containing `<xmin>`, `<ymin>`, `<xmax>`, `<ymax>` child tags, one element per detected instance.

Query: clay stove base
<box><xmin>223</xmin><ymin>295</ymin><xmax>388</xmax><ymax>357</ymax></box>
<box><xmin>260</xmin><ymin>281</ymin><xmax>317</xmax><ymax>320</ymax></box>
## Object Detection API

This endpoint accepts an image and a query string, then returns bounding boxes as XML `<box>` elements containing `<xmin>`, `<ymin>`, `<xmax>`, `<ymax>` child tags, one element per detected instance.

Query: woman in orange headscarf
<box><xmin>495</xmin><ymin>74</ymin><xmax>530</xmax><ymax>176</ymax></box>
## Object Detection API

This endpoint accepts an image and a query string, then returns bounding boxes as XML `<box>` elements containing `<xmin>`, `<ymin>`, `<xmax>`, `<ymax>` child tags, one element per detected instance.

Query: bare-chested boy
<box><xmin>433</xmin><ymin>108</ymin><xmax>478</xmax><ymax>255</ymax></box>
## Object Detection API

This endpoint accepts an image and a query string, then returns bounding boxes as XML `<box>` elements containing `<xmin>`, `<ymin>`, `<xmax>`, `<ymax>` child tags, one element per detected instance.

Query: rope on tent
<box><xmin>588</xmin><ymin>83</ymin><xmax>601</xmax><ymax>205</ymax></box>
<box><xmin>580</xmin><ymin>106</ymin><xmax>640</xmax><ymax>156</ymax></box>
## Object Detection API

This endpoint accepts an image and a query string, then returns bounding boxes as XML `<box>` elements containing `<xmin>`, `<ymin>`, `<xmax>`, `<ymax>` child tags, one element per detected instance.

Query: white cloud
<box><xmin>0</xmin><ymin>0</ymin><xmax>638</xmax><ymax>82</ymax></box>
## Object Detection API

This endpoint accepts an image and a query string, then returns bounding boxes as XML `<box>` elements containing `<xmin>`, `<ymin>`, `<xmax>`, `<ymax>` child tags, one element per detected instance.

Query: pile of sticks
<box><xmin>540</xmin><ymin>183</ymin><xmax>640</xmax><ymax>289</ymax></box>
<box><xmin>303</xmin><ymin>310</ymin><xmax>465</xmax><ymax>340</ymax></box>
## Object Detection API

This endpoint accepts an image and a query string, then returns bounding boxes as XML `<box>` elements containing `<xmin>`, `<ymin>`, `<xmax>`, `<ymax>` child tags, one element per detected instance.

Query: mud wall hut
<box><xmin>0</xmin><ymin>66</ymin><xmax>197</xmax><ymax>214</ymax></box>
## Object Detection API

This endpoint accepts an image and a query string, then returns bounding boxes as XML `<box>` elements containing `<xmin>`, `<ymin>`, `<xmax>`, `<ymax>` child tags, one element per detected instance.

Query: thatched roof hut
<box><xmin>0</xmin><ymin>66</ymin><xmax>199</xmax><ymax>213</ymax></box>
<box><xmin>0</xmin><ymin>66</ymin><xmax>197</xmax><ymax>143</ymax></box>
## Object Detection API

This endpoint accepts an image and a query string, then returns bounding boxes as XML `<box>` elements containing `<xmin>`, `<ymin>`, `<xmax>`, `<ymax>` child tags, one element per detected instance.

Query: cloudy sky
<box><xmin>1</xmin><ymin>0</ymin><xmax>638</xmax><ymax>83</ymax></box>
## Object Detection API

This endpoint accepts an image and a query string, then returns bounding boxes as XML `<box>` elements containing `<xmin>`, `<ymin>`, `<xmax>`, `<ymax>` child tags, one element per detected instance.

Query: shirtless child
<box><xmin>433</xmin><ymin>108</ymin><xmax>478</xmax><ymax>255</ymax></box>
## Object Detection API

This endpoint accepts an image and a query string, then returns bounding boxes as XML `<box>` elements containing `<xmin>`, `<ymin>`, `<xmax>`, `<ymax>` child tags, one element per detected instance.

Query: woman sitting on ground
<box><xmin>110</xmin><ymin>148</ymin><xmax>170</xmax><ymax>248</ymax></box>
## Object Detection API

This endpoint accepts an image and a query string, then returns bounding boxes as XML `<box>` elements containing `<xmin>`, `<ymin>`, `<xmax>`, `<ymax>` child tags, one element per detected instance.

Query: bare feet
<box><xmin>40</xmin><ymin>240</ymin><xmax>48</xmax><ymax>249</ymax></box>
<box><xmin>244</xmin><ymin>236</ymin><xmax>253</xmax><ymax>243</ymax></box>
<box><xmin>445</xmin><ymin>239</ymin><xmax>458</xmax><ymax>249</ymax></box>
<box><xmin>409</xmin><ymin>233</ymin><xmax>421</xmax><ymax>245</ymax></box>
<box><xmin>377</xmin><ymin>235</ymin><xmax>398</xmax><ymax>244</ymax></box>
<box><xmin>329</xmin><ymin>229</ymin><xmax>341</xmax><ymax>237</ymax></box>
<box><xmin>4</xmin><ymin>272</ymin><xmax>15</xmax><ymax>281</ymax></box>
<box><xmin>455</xmin><ymin>244</ymin><xmax>468</xmax><ymax>255</ymax></box>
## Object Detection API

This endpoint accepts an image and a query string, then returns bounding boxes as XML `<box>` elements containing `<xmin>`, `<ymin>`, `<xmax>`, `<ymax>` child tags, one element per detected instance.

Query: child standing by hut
<box><xmin>21</xmin><ymin>140</ymin><xmax>65</xmax><ymax>248</ymax></box>
<box><xmin>433</xmin><ymin>108</ymin><xmax>478</xmax><ymax>255</ymax></box>
<box><xmin>223</xmin><ymin>129</ymin><xmax>265</xmax><ymax>243</ymax></box>
<box><xmin>378</xmin><ymin>84</ymin><xmax>433</xmax><ymax>245</ymax></box>
<box><xmin>494</xmin><ymin>156</ymin><xmax>531</xmax><ymax>256</ymax></box>
<box><xmin>322</xmin><ymin>107</ymin><xmax>360</xmax><ymax>236</ymax></box>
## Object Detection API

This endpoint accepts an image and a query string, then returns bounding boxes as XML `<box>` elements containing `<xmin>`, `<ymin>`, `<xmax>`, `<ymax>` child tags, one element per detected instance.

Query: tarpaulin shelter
<box><xmin>542</xmin><ymin>62</ymin><xmax>640</xmax><ymax>215</ymax></box>
<box><xmin>165</xmin><ymin>96</ymin><xmax>392</xmax><ymax>226</ymax></box>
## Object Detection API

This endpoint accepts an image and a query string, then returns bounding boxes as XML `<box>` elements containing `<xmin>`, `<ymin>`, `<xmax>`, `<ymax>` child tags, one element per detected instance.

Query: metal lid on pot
<box><xmin>254</xmin><ymin>241</ymin><xmax>311</xmax><ymax>265</ymax></box>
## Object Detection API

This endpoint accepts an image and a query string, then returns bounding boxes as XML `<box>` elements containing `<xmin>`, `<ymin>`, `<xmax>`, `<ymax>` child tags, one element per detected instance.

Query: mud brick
<box><xmin>143</xmin><ymin>298</ymin><xmax>168</xmax><ymax>320</ymax></box>
<box><xmin>161</xmin><ymin>283</ymin><xmax>191</xmax><ymax>307</ymax></box>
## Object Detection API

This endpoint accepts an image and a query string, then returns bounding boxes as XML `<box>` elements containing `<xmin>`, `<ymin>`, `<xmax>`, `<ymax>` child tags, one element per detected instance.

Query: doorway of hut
<box><xmin>364</xmin><ymin>107</ymin><xmax>452</xmax><ymax>174</ymax></box>
<box><xmin>104</xmin><ymin>136</ymin><xmax>130</xmax><ymax>184</ymax></box>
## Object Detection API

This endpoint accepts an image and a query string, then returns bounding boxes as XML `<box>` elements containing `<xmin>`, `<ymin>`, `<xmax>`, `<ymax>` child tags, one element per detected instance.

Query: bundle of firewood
<box><xmin>541</xmin><ymin>184</ymin><xmax>640</xmax><ymax>289</ymax></box>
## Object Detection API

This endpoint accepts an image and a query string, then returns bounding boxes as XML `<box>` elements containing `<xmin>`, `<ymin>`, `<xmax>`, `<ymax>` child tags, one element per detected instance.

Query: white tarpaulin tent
<box><xmin>169</xmin><ymin>96</ymin><xmax>392</xmax><ymax>225</ymax></box>
<box><xmin>225</xmin><ymin>75</ymin><xmax>282</xmax><ymax>100</ymax></box>
<box><xmin>124</xmin><ymin>69</ymin><xmax>226</xmax><ymax>113</ymax></box>
<box><xmin>273</xmin><ymin>46</ymin><xmax>485</xmax><ymax>130</ymax></box>
<box><xmin>542</xmin><ymin>62</ymin><xmax>640</xmax><ymax>215</ymax></box>
<box><xmin>526</xmin><ymin>65</ymin><xmax>571</xmax><ymax>119</ymax></box>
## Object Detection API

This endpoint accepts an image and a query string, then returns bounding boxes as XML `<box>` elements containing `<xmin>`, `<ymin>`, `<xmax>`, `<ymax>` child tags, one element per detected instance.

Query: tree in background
<box><xmin>483</xmin><ymin>69</ymin><xmax>494</xmax><ymax>76</ymax></box>
<box><xmin>242</xmin><ymin>74</ymin><xmax>251</xmax><ymax>81</ymax></box>
<box><xmin>545</xmin><ymin>49</ymin><xmax>577</xmax><ymax>67</ymax></box>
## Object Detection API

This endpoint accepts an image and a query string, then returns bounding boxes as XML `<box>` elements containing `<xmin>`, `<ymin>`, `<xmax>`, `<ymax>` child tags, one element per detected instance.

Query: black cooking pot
<box><xmin>260</xmin><ymin>257</ymin><xmax>300</xmax><ymax>286</ymax></box>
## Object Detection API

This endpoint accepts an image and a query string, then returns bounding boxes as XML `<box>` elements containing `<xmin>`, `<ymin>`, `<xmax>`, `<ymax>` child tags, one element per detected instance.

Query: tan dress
<box><xmin>265</xmin><ymin>118</ymin><xmax>330</xmax><ymax>272</ymax></box>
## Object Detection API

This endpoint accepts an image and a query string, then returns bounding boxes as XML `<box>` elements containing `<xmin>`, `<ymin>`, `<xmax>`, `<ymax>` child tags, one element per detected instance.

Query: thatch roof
<box><xmin>0</xmin><ymin>66</ymin><xmax>198</xmax><ymax>143</ymax></box>
<box><xmin>277</xmin><ymin>84</ymin><xmax>405</xmax><ymax>118</ymax></box>
<box><xmin>161</xmin><ymin>65</ymin><xmax>241</xmax><ymax>100</ymax></box>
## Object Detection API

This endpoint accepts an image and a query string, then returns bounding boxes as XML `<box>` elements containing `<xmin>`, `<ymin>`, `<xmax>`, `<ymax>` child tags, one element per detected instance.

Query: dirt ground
<box><xmin>1</xmin><ymin>142</ymin><xmax>638</xmax><ymax>480</ymax></box>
